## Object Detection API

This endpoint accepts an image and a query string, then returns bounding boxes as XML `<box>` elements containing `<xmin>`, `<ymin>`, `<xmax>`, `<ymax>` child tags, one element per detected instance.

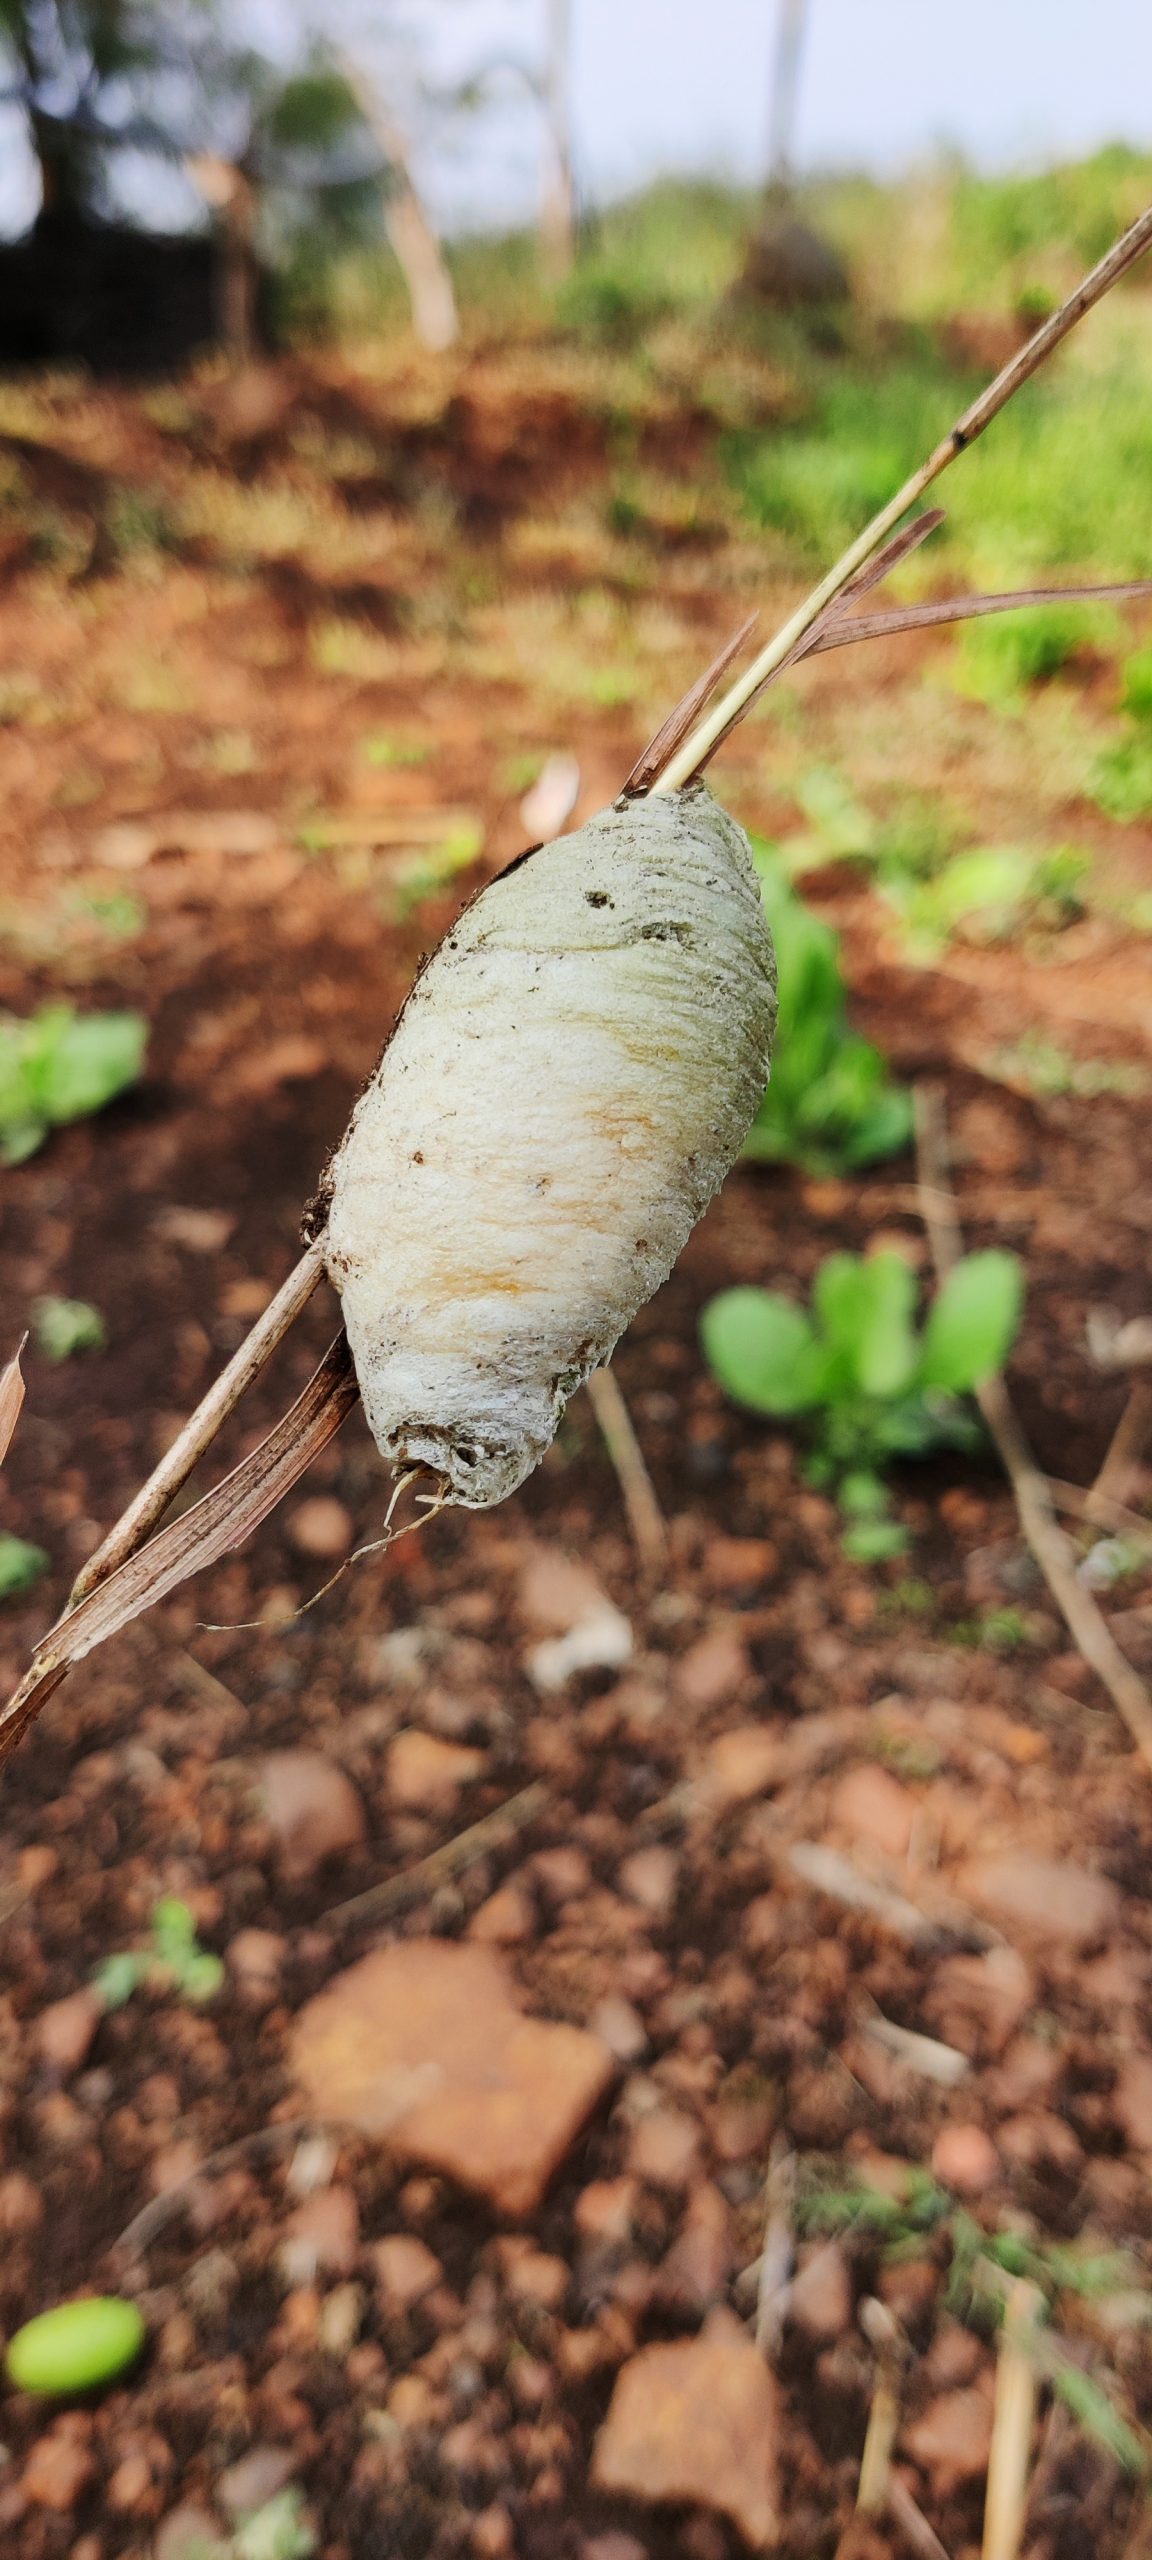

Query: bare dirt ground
<box><xmin>1</xmin><ymin>349</ymin><xmax>1151</xmax><ymax>2560</ymax></box>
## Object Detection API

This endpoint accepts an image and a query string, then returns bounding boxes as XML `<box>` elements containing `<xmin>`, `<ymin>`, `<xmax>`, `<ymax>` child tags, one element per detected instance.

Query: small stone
<box><xmin>372</xmin><ymin>2235</ymin><xmax>443</xmax><ymax>2311</ymax></box>
<box><xmin>468</xmin><ymin>1880</ymin><xmax>535</xmax><ymax>1945</ymax></box>
<box><xmin>1113</xmin><ymin>2052</ymin><xmax>1152</xmax><ymax>2151</ymax></box>
<box><xmin>472</xmin><ymin>2509</ymin><xmax>516</xmax><ymax>2557</ymax></box>
<box><xmin>923</xmin><ymin>2320</ymin><xmax>984</xmax><ymax>2388</ymax></box>
<box><xmin>789</xmin><ymin>2242</ymin><xmax>852</xmax><ymax>2342</ymax></box>
<box><xmin>279</xmin><ymin>2186</ymin><xmax>360</xmax><ymax>2284</ymax></box>
<box><xmin>502</xmin><ymin>2246</ymin><xmax>569</xmax><ymax>2309</ymax></box>
<box><xmin>703</xmin><ymin>1538</ymin><xmax>778</xmax><ymax>1594</ymax></box>
<box><xmin>926</xmin><ymin>1946</ymin><xmax>1034</xmax><ymax>2058</ymax></box>
<box><xmin>226</xmin><ymin>1929</ymin><xmax>285</xmax><ymax>2007</ymax></box>
<box><xmin>904</xmin><ymin>2386</ymin><xmax>993</xmax><ymax>2486</ymax></box>
<box><xmin>628</xmin><ymin>2108</ymin><xmax>702</xmax><ymax>2190</ymax></box>
<box><xmin>931</xmin><ymin>2123</ymin><xmax>1000</xmax><ymax>2196</ymax></box>
<box><xmin>318</xmin><ymin>2281</ymin><xmax>362</xmax><ymax>2356</ymax></box>
<box><xmin>155</xmin><ymin>2503</ymin><xmax>228</xmax><ymax>2560</ymax></box>
<box><xmin>829</xmin><ymin>1764</ymin><xmax>915</xmax><ymax>1861</ymax></box>
<box><xmin>216</xmin><ymin>2446</ymin><xmax>298</xmax><ymax>2521</ymax></box>
<box><xmin>588</xmin><ymin>1995</ymin><xmax>647</xmax><ymax>2063</ymax></box>
<box><xmin>575</xmin><ymin>2178</ymin><xmax>639</xmax><ymax>2245</ymax></box>
<box><xmin>286</xmin><ymin>1496</ymin><xmax>354</xmax><ymax>1559</ymax></box>
<box><xmin>618</xmin><ymin>1847</ymin><xmax>678</xmax><ymax>1917</ymax></box>
<box><xmin>107</xmin><ymin>2448</ymin><xmax>156</xmax><ymax>2512</ymax></box>
<box><xmin>957</xmin><ymin>1853</ymin><xmax>1120</xmax><ymax>1951</ymax></box>
<box><xmin>874</xmin><ymin>2259</ymin><xmax>939</xmax><ymax>2329</ymax></box>
<box><xmin>256</xmin><ymin>1750</ymin><xmax>366</xmax><ymax>1882</ymax></box>
<box><xmin>658</xmin><ymin>2182</ymin><xmax>733</xmax><ymax>2310</ymax></box>
<box><xmin>997</xmin><ymin>2111</ymin><xmax>1081</xmax><ymax>2173</ymax></box>
<box><xmin>518</xmin><ymin>1547</ymin><xmax>613</xmax><ymax>1632</ymax></box>
<box><xmin>33</xmin><ymin>1988</ymin><xmax>104</xmax><ymax>2078</ymax></box>
<box><xmin>23</xmin><ymin>2427</ymin><xmax>96</xmax><ymax>2511</ymax></box>
<box><xmin>677</xmin><ymin>1628</ymin><xmax>749</xmax><ymax>1710</ymax></box>
<box><xmin>703</xmin><ymin>1726</ymin><xmax>780</xmax><ymax>1808</ymax></box>
<box><xmin>583</xmin><ymin>2540</ymin><xmax>648</xmax><ymax>2560</ymax></box>
<box><xmin>533</xmin><ymin>1846</ymin><xmax>591</xmax><ymax>1905</ymax></box>
<box><xmin>591</xmin><ymin>2306</ymin><xmax>780</xmax><ymax>2550</ymax></box>
<box><xmin>291</xmin><ymin>1940</ymin><xmax>615</xmax><ymax>2217</ymax></box>
<box><xmin>387</xmin><ymin>1730</ymin><xmax>485</xmax><ymax>1812</ymax></box>
<box><xmin>712</xmin><ymin>2090</ymin><xmax>774</xmax><ymax>2164</ymax></box>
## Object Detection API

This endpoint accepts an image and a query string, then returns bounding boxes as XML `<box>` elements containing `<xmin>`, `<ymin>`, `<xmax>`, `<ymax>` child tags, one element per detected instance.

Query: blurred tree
<box><xmin>739</xmin><ymin>0</ymin><xmax>849</xmax><ymax>313</ymax></box>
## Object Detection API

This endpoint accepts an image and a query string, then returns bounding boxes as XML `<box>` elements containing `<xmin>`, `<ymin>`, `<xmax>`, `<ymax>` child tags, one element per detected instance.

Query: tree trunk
<box><xmin>765</xmin><ymin>0</ymin><xmax>808</xmax><ymax>194</ymax></box>
<box><xmin>337</xmin><ymin>53</ymin><xmax>458</xmax><ymax>353</ymax></box>
<box><xmin>186</xmin><ymin>156</ymin><xmax>257</xmax><ymax>368</ymax></box>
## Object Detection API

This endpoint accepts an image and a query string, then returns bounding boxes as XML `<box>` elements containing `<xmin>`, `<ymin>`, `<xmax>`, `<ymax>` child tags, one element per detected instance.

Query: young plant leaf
<box><xmin>0</xmin><ymin>1340</ymin><xmax>27</xmax><ymax>1467</ymax></box>
<box><xmin>0</xmin><ymin>1535</ymin><xmax>48</xmax><ymax>1599</ymax></box>
<box><xmin>917</xmin><ymin>1251</ymin><xmax>1023</xmax><ymax>1393</ymax></box>
<box><xmin>699</xmin><ymin>1288</ymin><xmax>824</xmax><ymax>1416</ymax></box>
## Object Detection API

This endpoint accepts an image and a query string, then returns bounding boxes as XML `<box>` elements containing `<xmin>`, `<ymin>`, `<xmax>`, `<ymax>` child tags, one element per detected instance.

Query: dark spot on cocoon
<box><xmin>412</xmin><ymin>1150</ymin><xmax>425</xmax><ymax>1164</ymax></box>
<box><xmin>585</xmin><ymin>890</ymin><xmax>613</xmax><ymax>909</ymax></box>
<box><xmin>635</xmin><ymin>1238</ymin><xmax>649</xmax><ymax>1254</ymax></box>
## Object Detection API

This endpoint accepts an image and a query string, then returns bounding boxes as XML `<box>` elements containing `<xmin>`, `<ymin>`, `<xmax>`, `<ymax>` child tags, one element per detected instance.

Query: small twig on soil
<box><xmin>1087</xmin><ymin>1380</ymin><xmax>1152</xmax><ymax>1527</ymax></box>
<box><xmin>110</xmin><ymin>2118</ymin><xmax>313</xmax><ymax>2261</ymax></box>
<box><xmin>1049</xmin><ymin>1481</ymin><xmax>1152</xmax><ymax>1546</ymax></box>
<box><xmin>652</xmin><ymin>199</ymin><xmax>1152</xmax><ymax>789</ymax></box>
<box><xmin>584</xmin><ymin>1365</ymin><xmax>668</xmax><ymax>1575</ymax></box>
<box><xmin>323</xmin><ymin>1781</ymin><xmax>548</xmax><ymax>1931</ymax></box>
<box><xmin>785</xmin><ymin>1841</ymin><xmax>959</xmax><ymax>1946</ymax></box>
<box><xmin>833</xmin><ymin>2298</ymin><xmax>906</xmax><ymax>2560</ymax></box>
<box><xmin>69</xmin><ymin>1240</ymin><xmax>327</xmax><ymax>1605</ymax></box>
<box><xmin>913</xmin><ymin>1084</ymin><xmax>1152</xmax><ymax>1779</ymax></box>
<box><xmin>982</xmin><ymin>2274</ymin><xmax>1045</xmax><ymax>2560</ymax></box>
<box><xmin>863</xmin><ymin>2008</ymin><xmax>970</xmax><ymax>2087</ymax></box>
<box><xmin>754</xmin><ymin>2134</ymin><xmax>796</xmax><ymax>2358</ymax></box>
<box><xmin>887</xmin><ymin>2476</ymin><xmax>955</xmax><ymax>2560</ymax></box>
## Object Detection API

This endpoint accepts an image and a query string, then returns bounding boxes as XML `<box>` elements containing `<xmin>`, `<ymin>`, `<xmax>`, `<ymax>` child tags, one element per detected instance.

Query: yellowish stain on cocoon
<box><xmin>324</xmin><ymin>784</ymin><xmax>776</xmax><ymax>1504</ymax></box>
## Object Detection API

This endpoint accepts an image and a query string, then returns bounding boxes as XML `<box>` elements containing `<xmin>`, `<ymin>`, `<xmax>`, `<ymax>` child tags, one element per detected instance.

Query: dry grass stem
<box><xmin>887</xmin><ymin>2475</ymin><xmax>955</xmax><ymax>2560</ymax></box>
<box><xmin>69</xmin><ymin>1238</ymin><xmax>327</xmax><ymax>1606</ymax></box>
<box><xmin>754</xmin><ymin>2135</ymin><xmax>796</xmax><ymax>2358</ymax></box>
<box><xmin>0</xmin><ymin>1334</ymin><xmax>358</xmax><ymax>1771</ymax></box>
<box><xmin>653</xmin><ymin>199</ymin><xmax>1152</xmax><ymax>789</ymax></box>
<box><xmin>785</xmin><ymin>1841</ymin><xmax>961</xmax><ymax>1945</ymax></box>
<box><xmin>914</xmin><ymin>1085</ymin><xmax>1152</xmax><ymax>1777</ymax></box>
<box><xmin>864</xmin><ymin>2009</ymin><xmax>971</xmax><ymax>2087</ymax></box>
<box><xmin>1087</xmin><ymin>1380</ymin><xmax>1152</xmax><ymax>1524</ymax></box>
<box><xmin>0</xmin><ymin>1337</ymin><xmax>27</xmax><ymax>1468</ymax></box>
<box><xmin>584</xmin><ymin>1364</ymin><xmax>668</xmax><ymax>1574</ymax></box>
<box><xmin>323</xmin><ymin>1781</ymin><xmax>548</xmax><ymax>1931</ymax></box>
<box><xmin>982</xmin><ymin>2275</ymin><xmax>1045</xmax><ymax>2560</ymax></box>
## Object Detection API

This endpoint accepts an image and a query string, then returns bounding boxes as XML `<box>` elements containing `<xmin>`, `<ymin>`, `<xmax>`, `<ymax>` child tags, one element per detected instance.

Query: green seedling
<box><xmin>986</xmin><ymin>1033</ymin><xmax>1147</xmax><ymax>1100</ymax></box>
<box><xmin>952</xmin><ymin>599</ymin><xmax>1109</xmax><ymax>703</ymax></box>
<box><xmin>233</xmin><ymin>2490</ymin><xmax>318</xmax><ymax>2560</ymax></box>
<box><xmin>0</xmin><ymin>1004</ymin><xmax>146</xmax><ymax>1165</ymax></box>
<box><xmin>883</xmin><ymin>841</ymin><xmax>1091</xmax><ymax>958</ymax></box>
<box><xmin>5</xmin><ymin>2297</ymin><xmax>146</xmax><ymax>2395</ymax></box>
<box><xmin>701</xmin><ymin>1246</ymin><xmax>1022</xmax><ymax>1556</ymax></box>
<box><xmin>94</xmin><ymin>1897</ymin><xmax>224</xmax><ymax>2012</ymax></box>
<box><xmin>744</xmin><ymin>851</ymin><xmax>912</xmax><ymax>1173</ymax></box>
<box><xmin>0</xmin><ymin>1536</ymin><xmax>49</xmax><ymax>1599</ymax></box>
<box><xmin>33</xmin><ymin>1298</ymin><xmax>105</xmax><ymax>1362</ymax></box>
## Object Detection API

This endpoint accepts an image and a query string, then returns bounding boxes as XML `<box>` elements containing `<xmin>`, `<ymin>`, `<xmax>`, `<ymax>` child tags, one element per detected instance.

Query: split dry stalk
<box><xmin>982</xmin><ymin>2275</ymin><xmax>1045</xmax><ymax>2560</ymax></box>
<box><xmin>322</xmin><ymin>1780</ymin><xmax>548</xmax><ymax>1930</ymax></box>
<box><xmin>5</xmin><ymin>199</ymin><xmax>1152</xmax><ymax>1765</ymax></box>
<box><xmin>914</xmin><ymin>1084</ymin><xmax>1152</xmax><ymax>1777</ymax></box>
<box><xmin>834</xmin><ymin>2298</ymin><xmax>907</xmax><ymax>2560</ymax></box>
<box><xmin>754</xmin><ymin>2134</ymin><xmax>796</xmax><ymax>2357</ymax></box>
<box><xmin>584</xmin><ymin>1365</ymin><xmax>668</xmax><ymax>1573</ymax></box>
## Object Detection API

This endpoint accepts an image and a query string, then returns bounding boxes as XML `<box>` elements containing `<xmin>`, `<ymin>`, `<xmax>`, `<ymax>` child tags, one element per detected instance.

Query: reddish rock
<box><xmin>703</xmin><ymin>1726</ymin><xmax>780</xmax><ymax>1808</ymax></box>
<box><xmin>829</xmin><ymin>1764</ymin><xmax>915</xmax><ymax>1861</ymax></box>
<box><xmin>627</xmin><ymin>2107</ymin><xmax>702</xmax><ymax>2190</ymax></box>
<box><xmin>468</xmin><ymin>1880</ymin><xmax>535</xmax><ymax>1945</ymax></box>
<box><xmin>216</xmin><ymin>2446</ymin><xmax>298</xmax><ymax>2520</ymax></box>
<box><xmin>23</xmin><ymin>2427</ymin><xmax>96</xmax><ymax>2511</ymax></box>
<box><xmin>997</xmin><ymin>2111</ymin><xmax>1082</xmax><ymax>2173</ymax></box>
<box><xmin>286</xmin><ymin>1496</ymin><xmax>354</xmax><ymax>1559</ymax></box>
<box><xmin>930</xmin><ymin>2124</ymin><xmax>1000</xmax><ymax>2197</ymax></box>
<box><xmin>372</xmin><ymin>2234</ymin><xmax>443</xmax><ymax>2311</ymax></box>
<box><xmin>676</xmin><ymin>1628</ymin><xmax>749</xmax><ymax>1710</ymax></box>
<box><xmin>502</xmin><ymin>2246</ymin><xmax>570</xmax><ymax>2309</ymax></box>
<box><xmin>387</xmin><ymin>1729</ymin><xmax>485</xmax><ymax>1812</ymax></box>
<box><xmin>926</xmin><ymin>1946</ymin><xmax>1034</xmax><ymax>2058</ymax></box>
<box><xmin>789</xmin><ymin>2242</ymin><xmax>853</xmax><ymax>2342</ymax></box>
<box><xmin>575</xmin><ymin>2177</ymin><xmax>639</xmax><ymax>2245</ymax></box>
<box><xmin>279</xmin><ymin>2185</ymin><xmax>360</xmax><ymax>2284</ymax></box>
<box><xmin>658</xmin><ymin>2182</ymin><xmax>733</xmax><ymax>2310</ymax></box>
<box><xmin>255</xmin><ymin>1750</ymin><xmax>366</xmax><ymax>1882</ymax></box>
<box><xmin>904</xmin><ymin>2386</ymin><xmax>993</xmax><ymax>2487</ymax></box>
<box><xmin>957</xmin><ymin>1853</ymin><xmax>1119</xmax><ymax>1951</ymax></box>
<box><xmin>33</xmin><ymin>1987</ymin><xmax>104</xmax><ymax>2078</ymax></box>
<box><xmin>290</xmin><ymin>1940</ymin><xmax>615</xmax><ymax>2217</ymax></box>
<box><xmin>533</xmin><ymin>1846</ymin><xmax>591</xmax><ymax>1904</ymax></box>
<box><xmin>1113</xmin><ymin>2052</ymin><xmax>1152</xmax><ymax>2152</ymax></box>
<box><xmin>591</xmin><ymin>2307</ymin><xmax>780</xmax><ymax>2550</ymax></box>
<box><xmin>703</xmin><ymin>1537</ymin><xmax>778</xmax><ymax>1594</ymax></box>
<box><xmin>618</xmin><ymin>1847</ymin><xmax>678</xmax><ymax>1917</ymax></box>
<box><xmin>0</xmin><ymin>2170</ymin><xmax>44</xmax><ymax>2232</ymax></box>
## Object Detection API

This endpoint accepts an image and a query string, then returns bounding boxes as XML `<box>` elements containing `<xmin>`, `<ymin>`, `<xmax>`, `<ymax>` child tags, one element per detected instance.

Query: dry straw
<box><xmin>5</xmin><ymin>200</ymin><xmax>1152</xmax><ymax>1766</ymax></box>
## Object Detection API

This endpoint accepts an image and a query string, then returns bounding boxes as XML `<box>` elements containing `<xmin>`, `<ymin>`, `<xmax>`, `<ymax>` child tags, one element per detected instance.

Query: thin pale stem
<box><xmin>651</xmin><ymin>200</ymin><xmax>1152</xmax><ymax>791</ymax></box>
<box><xmin>584</xmin><ymin>1365</ymin><xmax>668</xmax><ymax>1573</ymax></box>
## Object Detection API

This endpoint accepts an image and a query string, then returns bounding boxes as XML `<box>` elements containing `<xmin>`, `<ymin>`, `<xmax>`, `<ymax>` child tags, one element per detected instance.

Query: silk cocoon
<box><xmin>324</xmin><ymin>783</ymin><xmax>776</xmax><ymax>1505</ymax></box>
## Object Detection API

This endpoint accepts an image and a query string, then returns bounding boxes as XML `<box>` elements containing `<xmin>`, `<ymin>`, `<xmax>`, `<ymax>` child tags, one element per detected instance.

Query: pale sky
<box><xmin>3</xmin><ymin>0</ymin><xmax>1151</xmax><ymax>236</ymax></box>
